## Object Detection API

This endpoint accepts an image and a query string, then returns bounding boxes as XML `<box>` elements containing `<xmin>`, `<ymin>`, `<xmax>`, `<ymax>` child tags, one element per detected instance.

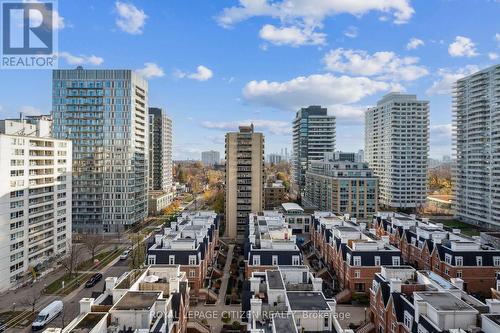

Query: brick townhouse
<box><xmin>311</xmin><ymin>212</ymin><xmax>401</xmax><ymax>296</ymax></box>
<box><xmin>373</xmin><ymin>212</ymin><xmax>500</xmax><ymax>297</ymax></box>
<box><xmin>146</xmin><ymin>211</ymin><xmax>219</xmax><ymax>299</ymax></box>
<box><xmin>370</xmin><ymin>265</ymin><xmax>500</xmax><ymax>333</ymax></box>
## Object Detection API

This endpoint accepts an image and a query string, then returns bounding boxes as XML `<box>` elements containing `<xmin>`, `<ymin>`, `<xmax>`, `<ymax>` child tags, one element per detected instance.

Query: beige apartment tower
<box><xmin>225</xmin><ymin>125</ymin><xmax>264</xmax><ymax>239</ymax></box>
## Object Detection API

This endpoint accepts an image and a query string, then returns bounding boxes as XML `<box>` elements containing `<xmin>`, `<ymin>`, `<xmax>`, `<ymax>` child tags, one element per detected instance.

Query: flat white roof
<box><xmin>282</xmin><ymin>202</ymin><xmax>304</xmax><ymax>212</ymax></box>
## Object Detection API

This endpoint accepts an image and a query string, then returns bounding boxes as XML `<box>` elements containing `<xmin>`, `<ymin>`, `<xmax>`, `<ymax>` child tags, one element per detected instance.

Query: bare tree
<box><xmin>81</xmin><ymin>234</ymin><xmax>106</xmax><ymax>262</ymax></box>
<box><xmin>61</xmin><ymin>241</ymin><xmax>83</xmax><ymax>278</ymax></box>
<box><xmin>22</xmin><ymin>288</ymin><xmax>42</xmax><ymax>313</ymax></box>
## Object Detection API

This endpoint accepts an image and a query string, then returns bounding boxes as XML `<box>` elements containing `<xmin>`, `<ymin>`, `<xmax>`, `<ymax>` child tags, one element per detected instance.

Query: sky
<box><xmin>0</xmin><ymin>0</ymin><xmax>499</xmax><ymax>160</ymax></box>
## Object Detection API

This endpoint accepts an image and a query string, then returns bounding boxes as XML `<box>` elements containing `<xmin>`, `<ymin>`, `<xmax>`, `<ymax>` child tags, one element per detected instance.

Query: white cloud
<box><xmin>175</xmin><ymin>65</ymin><xmax>213</xmax><ymax>81</ymax></box>
<box><xmin>343</xmin><ymin>26</ymin><xmax>358</xmax><ymax>38</ymax></box>
<box><xmin>323</xmin><ymin>48</ymin><xmax>428</xmax><ymax>81</ymax></box>
<box><xmin>115</xmin><ymin>1</ymin><xmax>147</xmax><ymax>35</ymax></box>
<box><xmin>489</xmin><ymin>52</ymin><xmax>499</xmax><ymax>60</ymax></box>
<box><xmin>136</xmin><ymin>62</ymin><xmax>165</xmax><ymax>79</ymax></box>
<box><xmin>448</xmin><ymin>36</ymin><xmax>478</xmax><ymax>57</ymax></box>
<box><xmin>202</xmin><ymin>119</ymin><xmax>291</xmax><ymax>135</ymax></box>
<box><xmin>431</xmin><ymin>124</ymin><xmax>452</xmax><ymax>138</ymax></box>
<box><xmin>495</xmin><ymin>33</ymin><xmax>500</xmax><ymax>43</ymax></box>
<box><xmin>259</xmin><ymin>24</ymin><xmax>326</xmax><ymax>46</ymax></box>
<box><xmin>58</xmin><ymin>52</ymin><xmax>103</xmax><ymax>66</ymax></box>
<box><xmin>406</xmin><ymin>38</ymin><xmax>424</xmax><ymax>50</ymax></box>
<box><xmin>426</xmin><ymin>65</ymin><xmax>480</xmax><ymax>96</ymax></box>
<box><xmin>216</xmin><ymin>0</ymin><xmax>414</xmax><ymax>28</ymax></box>
<box><xmin>19</xmin><ymin>105</ymin><xmax>42</xmax><ymax>116</ymax></box>
<box><xmin>242</xmin><ymin>73</ymin><xmax>395</xmax><ymax>111</ymax></box>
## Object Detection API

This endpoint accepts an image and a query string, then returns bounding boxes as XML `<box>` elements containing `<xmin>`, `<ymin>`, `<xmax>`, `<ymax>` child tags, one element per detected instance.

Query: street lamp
<box><xmin>364</xmin><ymin>307</ymin><xmax>367</xmax><ymax>322</ymax></box>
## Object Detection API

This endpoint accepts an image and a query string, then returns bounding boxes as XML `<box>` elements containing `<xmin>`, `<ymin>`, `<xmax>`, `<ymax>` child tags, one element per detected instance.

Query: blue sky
<box><xmin>0</xmin><ymin>0</ymin><xmax>499</xmax><ymax>160</ymax></box>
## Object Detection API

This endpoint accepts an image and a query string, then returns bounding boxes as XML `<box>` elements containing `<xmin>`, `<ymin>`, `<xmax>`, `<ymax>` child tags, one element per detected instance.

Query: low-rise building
<box><xmin>146</xmin><ymin>211</ymin><xmax>219</xmax><ymax>300</ymax></box>
<box><xmin>310</xmin><ymin>212</ymin><xmax>401</xmax><ymax>297</ymax></box>
<box><xmin>245</xmin><ymin>212</ymin><xmax>302</xmax><ymax>278</ymax></box>
<box><xmin>374</xmin><ymin>212</ymin><xmax>500</xmax><ymax>296</ymax></box>
<box><xmin>304</xmin><ymin>160</ymin><xmax>378</xmax><ymax>219</ymax></box>
<box><xmin>49</xmin><ymin>265</ymin><xmax>191</xmax><ymax>333</ymax></box>
<box><xmin>148</xmin><ymin>190</ymin><xmax>174</xmax><ymax>215</ymax></box>
<box><xmin>244</xmin><ymin>266</ymin><xmax>340</xmax><ymax>333</ymax></box>
<box><xmin>280</xmin><ymin>202</ymin><xmax>311</xmax><ymax>234</ymax></box>
<box><xmin>370</xmin><ymin>265</ymin><xmax>500</xmax><ymax>333</ymax></box>
<box><xmin>263</xmin><ymin>180</ymin><xmax>287</xmax><ymax>210</ymax></box>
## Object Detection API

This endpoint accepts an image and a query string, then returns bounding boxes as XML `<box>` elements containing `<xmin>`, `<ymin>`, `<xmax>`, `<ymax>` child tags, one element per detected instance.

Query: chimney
<box><xmin>381</xmin><ymin>236</ymin><xmax>390</xmax><ymax>244</ymax></box>
<box><xmin>250</xmin><ymin>277</ymin><xmax>260</xmax><ymax>294</ymax></box>
<box><xmin>79</xmin><ymin>298</ymin><xmax>94</xmax><ymax>314</ymax></box>
<box><xmin>105</xmin><ymin>277</ymin><xmax>117</xmax><ymax>291</ymax></box>
<box><xmin>451</xmin><ymin>278</ymin><xmax>464</xmax><ymax>291</ymax></box>
<box><xmin>312</xmin><ymin>277</ymin><xmax>323</xmax><ymax>291</ymax></box>
<box><xmin>155</xmin><ymin>235</ymin><xmax>162</xmax><ymax>246</ymax></box>
<box><xmin>390</xmin><ymin>278</ymin><xmax>402</xmax><ymax>293</ymax></box>
<box><xmin>486</xmin><ymin>299</ymin><xmax>500</xmax><ymax>314</ymax></box>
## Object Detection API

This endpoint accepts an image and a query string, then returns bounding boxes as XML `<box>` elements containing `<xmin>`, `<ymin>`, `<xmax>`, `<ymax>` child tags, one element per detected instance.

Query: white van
<box><xmin>31</xmin><ymin>300</ymin><xmax>63</xmax><ymax>331</ymax></box>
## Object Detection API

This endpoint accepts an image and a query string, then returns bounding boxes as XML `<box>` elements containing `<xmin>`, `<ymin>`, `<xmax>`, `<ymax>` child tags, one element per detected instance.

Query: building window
<box><xmin>253</xmin><ymin>255</ymin><xmax>260</xmax><ymax>266</ymax></box>
<box><xmin>494</xmin><ymin>257</ymin><xmax>500</xmax><ymax>267</ymax></box>
<box><xmin>354</xmin><ymin>283</ymin><xmax>365</xmax><ymax>292</ymax></box>
<box><xmin>272</xmin><ymin>255</ymin><xmax>278</xmax><ymax>266</ymax></box>
<box><xmin>403</xmin><ymin>311</ymin><xmax>413</xmax><ymax>331</ymax></box>
<box><xmin>189</xmin><ymin>255</ymin><xmax>197</xmax><ymax>265</ymax></box>
<box><xmin>148</xmin><ymin>255</ymin><xmax>156</xmax><ymax>265</ymax></box>
<box><xmin>444</xmin><ymin>267</ymin><xmax>450</xmax><ymax>276</ymax></box>
<box><xmin>392</xmin><ymin>256</ymin><xmax>400</xmax><ymax>266</ymax></box>
<box><xmin>169</xmin><ymin>255</ymin><xmax>175</xmax><ymax>265</ymax></box>
<box><xmin>374</xmin><ymin>256</ymin><xmax>381</xmax><ymax>266</ymax></box>
<box><xmin>324</xmin><ymin>317</ymin><xmax>329</xmax><ymax>329</ymax></box>
<box><xmin>354</xmin><ymin>270</ymin><xmax>361</xmax><ymax>278</ymax></box>
<box><xmin>456</xmin><ymin>270</ymin><xmax>462</xmax><ymax>278</ymax></box>
<box><xmin>445</xmin><ymin>254</ymin><xmax>452</xmax><ymax>265</ymax></box>
<box><xmin>189</xmin><ymin>270</ymin><xmax>196</xmax><ymax>278</ymax></box>
<box><xmin>476</xmin><ymin>256</ymin><xmax>483</xmax><ymax>266</ymax></box>
<box><xmin>353</xmin><ymin>256</ymin><xmax>361</xmax><ymax>266</ymax></box>
<box><xmin>455</xmin><ymin>256</ymin><xmax>463</xmax><ymax>266</ymax></box>
<box><xmin>292</xmin><ymin>255</ymin><xmax>300</xmax><ymax>266</ymax></box>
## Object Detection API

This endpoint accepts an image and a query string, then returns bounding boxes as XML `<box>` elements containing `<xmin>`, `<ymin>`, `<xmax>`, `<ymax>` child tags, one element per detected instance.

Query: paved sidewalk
<box><xmin>216</xmin><ymin>244</ymin><xmax>234</xmax><ymax>306</ymax></box>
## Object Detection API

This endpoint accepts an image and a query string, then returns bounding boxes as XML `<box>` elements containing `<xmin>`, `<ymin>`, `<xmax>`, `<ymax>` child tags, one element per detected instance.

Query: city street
<box><xmin>8</xmin><ymin>257</ymin><xmax>130</xmax><ymax>333</ymax></box>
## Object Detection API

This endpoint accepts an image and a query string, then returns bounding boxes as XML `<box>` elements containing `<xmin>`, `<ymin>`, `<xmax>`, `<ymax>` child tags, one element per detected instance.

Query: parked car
<box><xmin>120</xmin><ymin>250</ymin><xmax>130</xmax><ymax>260</ymax></box>
<box><xmin>85</xmin><ymin>273</ymin><xmax>103</xmax><ymax>288</ymax></box>
<box><xmin>31</xmin><ymin>300</ymin><xmax>63</xmax><ymax>331</ymax></box>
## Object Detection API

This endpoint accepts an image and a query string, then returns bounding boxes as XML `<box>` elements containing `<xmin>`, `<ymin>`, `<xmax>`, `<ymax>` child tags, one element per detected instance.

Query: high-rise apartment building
<box><xmin>454</xmin><ymin>65</ymin><xmax>500</xmax><ymax>228</ymax></box>
<box><xmin>304</xmin><ymin>160</ymin><xmax>378</xmax><ymax>218</ymax></box>
<box><xmin>292</xmin><ymin>106</ymin><xmax>336</xmax><ymax>196</ymax></box>
<box><xmin>148</xmin><ymin>107</ymin><xmax>172</xmax><ymax>192</ymax></box>
<box><xmin>52</xmin><ymin>67</ymin><xmax>149</xmax><ymax>233</ymax></box>
<box><xmin>0</xmin><ymin>117</ymin><xmax>72</xmax><ymax>291</ymax></box>
<box><xmin>225</xmin><ymin>125</ymin><xmax>264</xmax><ymax>239</ymax></box>
<box><xmin>365</xmin><ymin>93</ymin><xmax>429</xmax><ymax>209</ymax></box>
<box><xmin>201</xmin><ymin>150</ymin><xmax>220</xmax><ymax>166</ymax></box>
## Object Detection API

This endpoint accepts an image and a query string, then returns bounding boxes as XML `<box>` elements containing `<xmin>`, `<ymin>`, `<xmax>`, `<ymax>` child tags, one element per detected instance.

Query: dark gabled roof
<box><xmin>248</xmin><ymin>250</ymin><xmax>302</xmax><ymax>266</ymax></box>
<box><xmin>435</xmin><ymin>243</ymin><xmax>500</xmax><ymax>266</ymax></box>
<box><xmin>147</xmin><ymin>249</ymin><xmax>200</xmax><ymax>265</ymax></box>
<box><xmin>345</xmin><ymin>249</ymin><xmax>401</xmax><ymax>266</ymax></box>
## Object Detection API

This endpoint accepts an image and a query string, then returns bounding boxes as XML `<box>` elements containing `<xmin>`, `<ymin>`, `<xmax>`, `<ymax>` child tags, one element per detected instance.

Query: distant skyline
<box><xmin>0</xmin><ymin>0</ymin><xmax>499</xmax><ymax>159</ymax></box>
